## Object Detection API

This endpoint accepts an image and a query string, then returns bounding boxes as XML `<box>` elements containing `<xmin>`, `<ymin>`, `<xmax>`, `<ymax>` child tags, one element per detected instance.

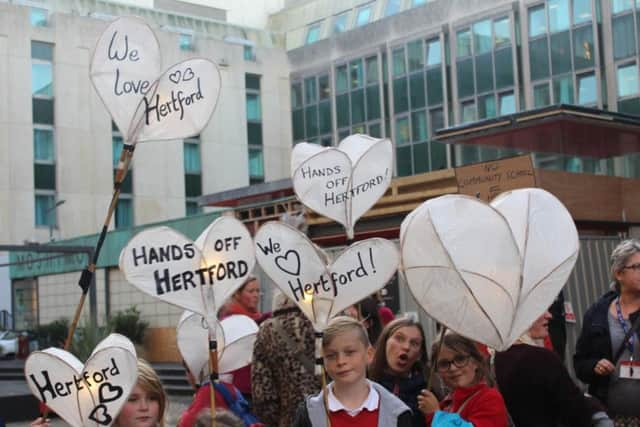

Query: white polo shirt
<box><xmin>327</xmin><ymin>380</ymin><xmax>380</xmax><ymax>417</ymax></box>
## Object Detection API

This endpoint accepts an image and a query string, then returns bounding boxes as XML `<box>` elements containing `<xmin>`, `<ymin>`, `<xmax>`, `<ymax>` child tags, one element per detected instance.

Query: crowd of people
<box><xmin>30</xmin><ymin>239</ymin><xmax>640</xmax><ymax>427</ymax></box>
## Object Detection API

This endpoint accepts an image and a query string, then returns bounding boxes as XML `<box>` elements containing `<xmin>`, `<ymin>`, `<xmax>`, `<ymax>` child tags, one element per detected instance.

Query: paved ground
<box><xmin>5</xmin><ymin>395</ymin><xmax>193</xmax><ymax>426</ymax></box>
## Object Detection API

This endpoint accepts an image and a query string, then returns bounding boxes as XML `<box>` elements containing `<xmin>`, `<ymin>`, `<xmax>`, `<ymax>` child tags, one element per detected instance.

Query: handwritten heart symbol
<box><xmin>255</xmin><ymin>221</ymin><xmax>399</xmax><ymax>329</ymax></box>
<box><xmin>120</xmin><ymin>216</ymin><xmax>255</xmax><ymax>318</ymax></box>
<box><xmin>292</xmin><ymin>134</ymin><xmax>392</xmax><ymax>239</ymax></box>
<box><xmin>401</xmin><ymin>189</ymin><xmax>578</xmax><ymax>351</ymax></box>
<box><xmin>182</xmin><ymin>67</ymin><xmax>195</xmax><ymax>81</ymax></box>
<box><xmin>98</xmin><ymin>382</ymin><xmax>123</xmax><ymax>404</ymax></box>
<box><xmin>275</xmin><ymin>250</ymin><xmax>301</xmax><ymax>275</ymax></box>
<box><xmin>25</xmin><ymin>334</ymin><xmax>137</xmax><ymax>427</ymax></box>
<box><xmin>88</xmin><ymin>404</ymin><xmax>113</xmax><ymax>425</ymax></box>
<box><xmin>169</xmin><ymin>70</ymin><xmax>181</xmax><ymax>84</ymax></box>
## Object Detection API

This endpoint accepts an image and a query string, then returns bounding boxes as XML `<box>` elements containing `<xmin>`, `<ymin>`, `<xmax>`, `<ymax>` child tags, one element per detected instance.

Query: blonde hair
<box><xmin>322</xmin><ymin>315</ymin><xmax>370</xmax><ymax>350</ymax></box>
<box><xmin>134</xmin><ymin>359</ymin><xmax>167</xmax><ymax>427</ymax></box>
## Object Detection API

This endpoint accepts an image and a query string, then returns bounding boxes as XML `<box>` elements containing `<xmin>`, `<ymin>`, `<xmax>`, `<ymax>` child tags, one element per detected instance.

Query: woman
<box><xmin>418</xmin><ymin>333</ymin><xmax>508</xmax><ymax>427</ymax></box>
<box><xmin>220</xmin><ymin>275</ymin><xmax>266</xmax><ymax>403</ymax></box>
<box><xmin>574</xmin><ymin>239</ymin><xmax>640</xmax><ymax>424</ymax></box>
<box><xmin>496</xmin><ymin>312</ymin><xmax>610</xmax><ymax>427</ymax></box>
<box><xmin>31</xmin><ymin>359</ymin><xmax>167</xmax><ymax>427</ymax></box>
<box><xmin>369</xmin><ymin>317</ymin><xmax>429</xmax><ymax>427</ymax></box>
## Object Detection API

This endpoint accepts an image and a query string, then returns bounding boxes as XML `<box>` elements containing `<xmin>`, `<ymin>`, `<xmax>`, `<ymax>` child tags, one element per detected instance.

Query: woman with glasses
<box><xmin>417</xmin><ymin>332</ymin><xmax>508</xmax><ymax>427</ymax></box>
<box><xmin>574</xmin><ymin>239</ymin><xmax>640</xmax><ymax>425</ymax></box>
<box><xmin>369</xmin><ymin>317</ymin><xmax>430</xmax><ymax>427</ymax></box>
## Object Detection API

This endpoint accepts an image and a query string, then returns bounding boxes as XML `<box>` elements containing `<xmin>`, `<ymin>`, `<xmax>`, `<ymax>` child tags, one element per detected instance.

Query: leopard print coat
<box><xmin>251</xmin><ymin>306</ymin><xmax>321</xmax><ymax>427</ymax></box>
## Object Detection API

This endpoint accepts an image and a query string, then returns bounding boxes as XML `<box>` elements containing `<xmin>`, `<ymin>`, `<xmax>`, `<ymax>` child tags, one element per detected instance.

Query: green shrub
<box><xmin>70</xmin><ymin>320</ymin><xmax>111</xmax><ymax>360</ymax></box>
<box><xmin>34</xmin><ymin>318</ymin><xmax>69</xmax><ymax>348</ymax></box>
<box><xmin>108</xmin><ymin>306</ymin><xmax>148</xmax><ymax>345</ymax></box>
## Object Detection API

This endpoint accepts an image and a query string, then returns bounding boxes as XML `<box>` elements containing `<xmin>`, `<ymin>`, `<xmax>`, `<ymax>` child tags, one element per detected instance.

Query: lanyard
<box><xmin>615</xmin><ymin>297</ymin><xmax>635</xmax><ymax>359</ymax></box>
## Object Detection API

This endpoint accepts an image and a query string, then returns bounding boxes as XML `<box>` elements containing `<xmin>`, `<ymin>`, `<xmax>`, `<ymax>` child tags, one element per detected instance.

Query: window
<box><xmin>495</xmin><ymin>49</ymin><xmax>514</xmax><ymax>89</ymax></box>
<box><xmin>246</xmin><ymin>74</ymin><xmax>264</xmax><ymax>183</ymax></box>
<box><xmin>35</xmin><ymin>194</ymin><xmax>56</xmax><ymax>227</ymax></box>
<box><xmin>613</xmin><ymin>15</ymin><xmax>636</xmax><ymax>60</ymax></box>
<box><xmin>366</xmin><ymin>56</ymin><xmax>378</xmax><ymax>84</ymax></box>
<box><xmin>32</xmin><ymin>63</ymin><xmax>53</xmax><ymax>97</ymax></box>
<box><xmin>183</xmin><ymin>143</ymin><xmax>201</xmax><ymax>174</ymax></box>
<box><xmin>548</xmin><ymin>0</ymin><xmax>570</xmax><ymax>33</ymax></box>
<box><xmin>319</xmin><ymin>75</ymin><xmax>330</xmax><ymax>100</ymax></box>
<box><xmin>494</xmin><ymin>17</ymin><xmax>511</xmax><ymax>47</ymax></box>
<box><xmin>115</xmin><ymin>198</ymin><xmax>133</xmax><ymax>229</ymax></box>
<box><xmin>456</xmin><ymin>29</ymin><xmax>472</xmax><ymax>57</ymax></box>
<box><xmin>395</xmin><ymin>117</ymin><xmax>410</xmax><ymax>144</ymax></box>
<box><xmin>243</xmin><ymin>45</ymin><xmax>255</xmax><ymax>61</ymax></box>
<box><xmin>457</xmin><ymin>58</ymin><xmax>474</xmax><ymax>98</ymax></box>
<box><xmin>577</xmin><ymin>73</ymin><xmax>597</xmax><ymax>105</ymax></box>
<box><xmin>473</xmin><ymin>20</ymin><xmax>492</xmax><ymax>55</ymax></box>
<box><xmin>306</xmin><ymin>23</ymin><xmax>321</xmax><ymax>45</ymax></box>
<box><xmin>461</xmin><ymin>101</ymin><xmax>476</xmax><ymax>123</ymax></box>
<box><xmin>573</xmin><ymin>26</ymin><xmax>594</xmax><ymax>69</ymax></box>
<box><xmin>613</xmin><ymin>0</ymin><xmax>634</xmax><ymax>14</ymax></box>
<box><xmin>179</xmin><ymin>33</ymin><xmax>194</xmax><ymax>50</ymax></box>
<box><xmin>333</xmin><ymin>11</ymin><xmax>350</xmax><ymax>33</ymax></box>
<box><xmin>392</xmin><ymin>48</ymin><xmax>406</xmax><ymax>77</ymax></box>
<box><xmin>291</xmin><ymin>83</ymin><xmax>303</xmax><ymax>109</ymax></box>
<box><xmin>411</xmin><ymin>111</ymin><xmax>428</xmax><ymax>142</ymax></box>
<box><xmin>184</xmin><ymin>136</ymin><xmax>201</xmax><ymax>215</ymax></box>
<box><xmin>30</xmin><ymin>8</ymin><xmax>48</xmax><ymax>27</ymax></box>
<box><xmin>350</xmin><ymin>60</ymin><xmax>364</xmax><ymax>89</ymax></box>
<box><xmin>551</xmin><ymin>31</ymin><xmax>572</xmax><ymax>75</ymax></box>
<box><xmin>529</xmin><ymin>5</ymin><xmax>547</xmax><ymax>37</ymax></box>
<box><xmin>249</xmin><ymin>148</ymin><xmax>264</xmax><ymax>179</ymax></box>
<box><xmin>529</xmin><ymin>38</ymin><xmax>550</xmax><ymax>81</ymax></box>
<box><xmin>246</xmin><ymin>93</ymin><xmax>261</xmax><ymax>121</ymax></box>
<box><xmin>408</xmin><ymin>40</ymin><xmax>424</xmax><ymax>71</ymax></box>
<box><xmin>426</xmin><ymin>39</ymin><xmax>441</xmax><ymax>66</ymax></box>
<box><xmin>336</xmin><ymin>65</ymin><xmax>349</xmax><ymax>92</ymax></box>
<box><xmin>34</xmin><ymin>128</ymin><xmax>54</xmax><ymax>162</ymax></box>
<box><xmin>385</xmin><ymin>0</ymin><xmax>402</xmax><ymax>16</ymax></box>
<box><xmin>534</xmin><ymin>83</ymin><xmax>551</xmax><ymax>107</ymax></box>
<box><xmin>573</xmin><ymin>0</ymin><xmax>592</xmax><ymax>24</ymax></box>
<box><xmin>412</xmin><ymin>0</ymin><xmax>427</xmax><ymax>5</ymax></box>
<box><xmin>31</xmin><ymin>41</ymin><xmax>53</xmax><ymax>61</ymax></box>
<box><xmin>478</xmin><ymin>94</ymin><xmax>496</xmax><ymax>119</ymax></box>
<box><xmin>618</xmin><ymin>63</ymin><xmax>639</xmax><ymax>97</ymax></box>
<box><xmin>356</xmin><ymin>4</ymin><xmax>373</xmax><ymax>27</ymax></box>
<box><xmin>499</xmin><ymin>92</ymin><xmax>516</xmax><ymax>115</ymax></box>
<box><xmin>553</xmin><ymin>75</ymin><xmax>574</xmax><ymax>103</ymax></box>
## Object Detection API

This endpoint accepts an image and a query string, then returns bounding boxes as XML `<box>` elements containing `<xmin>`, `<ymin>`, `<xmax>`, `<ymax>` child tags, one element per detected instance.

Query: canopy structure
<box><xmin>435</xmin><ymin>104</ymin><xmax>640</xmax><ymax>158</ymax></box>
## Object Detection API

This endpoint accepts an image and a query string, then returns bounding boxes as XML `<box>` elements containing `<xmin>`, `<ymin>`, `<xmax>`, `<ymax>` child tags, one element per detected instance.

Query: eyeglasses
<box><xmin>436</xmin><ymin>354</ymin><xmax>470</xmax><ymax>372</ymax></box>
<box><xmin>622</xmin><ymin>263</ymin><xmax>640</xmax><ymax>272</ymax></box>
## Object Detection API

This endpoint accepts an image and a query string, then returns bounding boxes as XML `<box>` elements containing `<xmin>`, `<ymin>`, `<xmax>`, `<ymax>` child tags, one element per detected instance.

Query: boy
<box><xmin>293</xmin><ymin>316</ymin><xmax>412</xmax><ymax>427</ymax></box>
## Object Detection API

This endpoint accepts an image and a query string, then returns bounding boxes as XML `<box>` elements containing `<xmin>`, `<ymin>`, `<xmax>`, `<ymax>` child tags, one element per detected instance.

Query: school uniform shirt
<box><xmin>293</xmin><ymin>380</ymin><xmax>412</xmax><ymax>427</ymax></box>
<box><xmin>326</xmin><ymin>383</ymin><xmax>379</xmax><ymax>427</ymax></box>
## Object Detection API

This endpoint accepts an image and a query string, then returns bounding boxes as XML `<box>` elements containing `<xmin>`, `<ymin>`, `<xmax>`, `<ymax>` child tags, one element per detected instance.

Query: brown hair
<box><xmin>431</xmin><ymin>333</ymin><xmax>491</xmax><ymax>387</ymax></box>
<box><xmin>369</xmin><ymin>317</ymin><xmax>429</xmax><ymax>381</ymax></box>
<box><xmin>322</xmin><ymin>316</ymin><xmax>370</xmax><ymax>350</ymax></box>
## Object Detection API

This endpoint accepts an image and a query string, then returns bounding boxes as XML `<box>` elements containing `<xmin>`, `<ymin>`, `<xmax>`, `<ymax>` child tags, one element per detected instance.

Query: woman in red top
<box><xmin>417</xmin><ymin>333</ymin><xmax>508</xmax><ymax>427</ymax></box>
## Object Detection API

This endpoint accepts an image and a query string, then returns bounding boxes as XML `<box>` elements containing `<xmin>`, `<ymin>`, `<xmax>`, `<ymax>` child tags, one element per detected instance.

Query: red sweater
<box><xmin>425</xmin><ymin>383</ymin><xmax>508</xmax><ymax>427</ymax></box>
<box><xmin>178</xmin><ymin>383</ymin><xmax>233</xmax><ymax>427</ymax></box>
<box><xmin>329</xmin><ymin>408</ymin><xmax>379</xmax><ymax>427</ymax></box>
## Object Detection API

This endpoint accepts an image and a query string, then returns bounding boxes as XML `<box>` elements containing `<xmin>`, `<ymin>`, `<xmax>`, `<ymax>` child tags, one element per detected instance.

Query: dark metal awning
<box><xmin>435</xmin><ymin>104</ymin><xmax>640</xmax><ymax>158</ymax></box>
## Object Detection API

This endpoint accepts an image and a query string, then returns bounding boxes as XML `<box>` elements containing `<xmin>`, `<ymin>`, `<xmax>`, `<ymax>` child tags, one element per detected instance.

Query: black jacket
<box><xmin>573</xmin><ymin>290</ymin><xmax>640</xmax><ymax>405</ymax></box>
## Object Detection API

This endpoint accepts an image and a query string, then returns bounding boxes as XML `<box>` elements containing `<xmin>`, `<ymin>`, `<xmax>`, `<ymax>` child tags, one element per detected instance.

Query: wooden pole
<box><xmin>208</xmin><ymin>337</ymin><xmax>218</xmax><ymax>427</ymax></box>
<box><xmin>426</xmin><ymin>326</ymin><xmax>447</xmax><ymax>391</ymax></box>
<box><xmin>321</xmin><ymin>364</ymin><xmax>330</xmax><ymax>427</ymax></box>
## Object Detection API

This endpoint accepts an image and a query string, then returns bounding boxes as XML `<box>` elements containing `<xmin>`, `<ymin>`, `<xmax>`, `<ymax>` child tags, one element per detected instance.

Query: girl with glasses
<box><xmin>417</xmin><ymin>332</ymin><xmax>508</xmax><ymax>427</ymax></box>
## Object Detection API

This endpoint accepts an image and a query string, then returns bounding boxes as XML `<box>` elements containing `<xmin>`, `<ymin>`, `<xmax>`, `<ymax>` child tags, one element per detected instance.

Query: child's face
<box><xmin>323</xmin><ymin>329</ymin><xmax>373</xmax><ymax>386</ymax></box>
<box><xmin>115</xmin><ymin>384</ymin><xmax>160</xmax><ymax>427</ymax></box>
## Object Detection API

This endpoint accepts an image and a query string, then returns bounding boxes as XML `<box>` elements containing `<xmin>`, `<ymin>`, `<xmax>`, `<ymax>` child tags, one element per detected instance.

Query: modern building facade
<box><xmin>4</xmin><ymin>0</ymin><xmax>640</xmax><ymax>361</ymax></box>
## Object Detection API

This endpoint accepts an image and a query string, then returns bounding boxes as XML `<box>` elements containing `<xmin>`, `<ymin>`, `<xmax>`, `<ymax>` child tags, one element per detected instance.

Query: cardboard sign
<box><xmin>255</xmin><ymin>221</ymin><xmax>399</xmax><ymax>329</ymax></box>
<box><xmin>24</xmin><ymin>334</ymin><xmax>138</xmax><ymax>427</ymax></box>
<box><xmin>455</xmin><ymin>154</ymin><xmax>536</xmax><ymax>202</ymax></box>
<box><xmin>292</xmin><ymin>134</ymin><xmax>393</xmax><ymax>239</ymax></box>
<box><xmin>401</xmin><ymin>188</ymin><xmax>578</xmax><ymax>351</ymax></box>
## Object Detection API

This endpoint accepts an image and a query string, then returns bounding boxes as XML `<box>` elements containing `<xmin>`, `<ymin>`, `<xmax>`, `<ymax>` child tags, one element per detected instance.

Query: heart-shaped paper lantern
<box><xmin>119</xmin><ymin>226</ymin><xmax>207</xmax><ymax>315</ymax></box>
<box><xmin>292</xmin><ymin>134</ymin><xmax>393</xmax><ymax>239</ymax></box>
<box><xmin>177</xmin><ymin>312</ymin><xmax>259</xmax><ymax>383</ymax></box>
<box><xmin>255</xmin><ymin>221</ymin><xmax>399</xmax><ymax>329</ymax></box>
<box><xmin>90</xmin><ymin>17</ymin><xmax>161</xmax><ymax>140</ymax></box>
<box><xmin>401</xmin><ymin>189</ymin><xmax>579</xmax><ymax>351</ymax></box>
<box><xmin>491</xmin><ymin>188</ymin><xmax>579</xmax><ymax>345</ymax></box>
<box><xmin>119</xmin><ymin>217</ymin><xmax>255</xmax><ymax>318</ymax></box>
<box><xmin>131</xmin><ymin>58</ymin><xmax>221</xmax><ymax>142</ymax></box>
<box><xmin>24</xmin><ymin>334</ymin><xmax>137</xmax><ymax>427</ymax></box>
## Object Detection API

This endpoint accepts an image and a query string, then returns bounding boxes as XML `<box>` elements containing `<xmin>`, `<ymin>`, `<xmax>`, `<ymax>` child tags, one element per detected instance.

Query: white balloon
<box><xmin>131</xmin><ymin>58</ymin><xmax>221</xmax><ymax>142</ymax></box>
<box><xmin>255</xmin><ymin>221</ymin><xmax>399</xmax><ymax>329</ymax></box>
<box><xmin>90</xmin><ymin>17</ymin><xmax>161</xmax><ymax>140</ymax></box>
<box><xmin>176</xmin><ymin>312</ymin><xmax>258</xmax><ymax>383</ymax></box>
<box><xmin>401</xmin><ymin>189</ymin><xmax>579</xmax><ymax>351</ymax></box>
<box><xmin>292</xmin><ymin>135</ymin><xmax>393</xmax><ymax>239</ymax></box>
<box><xmin>25</xmin><ymin>334</ymin><xmax>138</xmax><ymax>427</ymax></box>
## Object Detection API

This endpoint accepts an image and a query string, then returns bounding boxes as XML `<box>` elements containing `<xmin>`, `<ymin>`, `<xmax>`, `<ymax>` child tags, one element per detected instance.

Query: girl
<box><xmin>369</xmin><ymin>317</ymin><xmax>429</xmax><ymax>427</ymax></box>
<box><xmin>418</xmin><ymin>333</ymin><xmax>508</xmax><ymax>427</ymax></box>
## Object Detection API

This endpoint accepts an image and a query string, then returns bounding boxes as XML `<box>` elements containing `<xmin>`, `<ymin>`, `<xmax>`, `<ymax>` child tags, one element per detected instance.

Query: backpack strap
<box><xmin>612</xmin><ymin>312</ymin><xmax>640</xmax><ymax>365</ymax></box>
<box><xmin>214</xmin><ymin>382</ymin><xmax>236</xmax><ymax>407</ymax></box>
